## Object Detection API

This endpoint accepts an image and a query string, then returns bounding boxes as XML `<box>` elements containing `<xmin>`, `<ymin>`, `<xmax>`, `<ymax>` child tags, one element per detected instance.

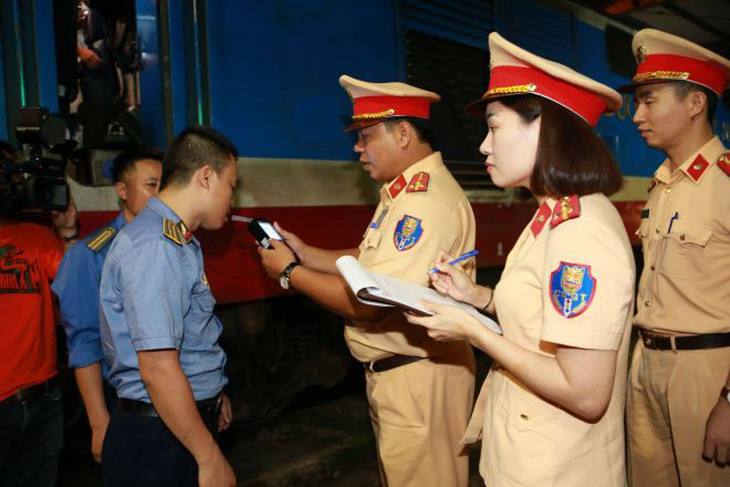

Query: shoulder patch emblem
<box><xmin>393</xmin><ymin>215</ymin><xmax>423</xmax><ymax>251</ymax></box>
<box><xmin>550</xmin><ymin>195</ymin><xmax>581</xmax><ymax>228</ymax></box>
<box><xmin>162</xmin><ymin>218</ymin><xmax>183</xmax><ymax>246</ymax></box>
<box><xmin>686</xmin><ymin>154</ymin><xmax>708</xmax><ymax>181</ymax></box>
<box><xmin>86</xmin><ymin>227</ymin><xmax>116</xmax><ymax>253</ymax></box>
<box><xmin>549</xmin><ymin>262</ymin><xmax>596</xmax><ymax>319</ymax></box>
<box><xmin>717</xmin><ymin>153</ymin><xmax>730</xmax><ymax>176</ymax></box>
<box><xmin>406</xmin><ymin>172</ymin><xmax>430</xmax><ymax>193</ymax></box>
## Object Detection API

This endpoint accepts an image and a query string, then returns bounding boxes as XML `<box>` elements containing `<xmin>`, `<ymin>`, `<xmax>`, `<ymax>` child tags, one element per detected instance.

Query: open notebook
<box><xmin>336</xmin><ymin>256</ymin><xmax>501</xmax><ymax>334</ymax></box>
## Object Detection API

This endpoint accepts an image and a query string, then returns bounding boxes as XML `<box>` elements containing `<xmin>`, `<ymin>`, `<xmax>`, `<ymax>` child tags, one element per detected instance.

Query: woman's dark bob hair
<box><xmin>494</xmin><ymin>95</ymin><xmax>623</xmax><ymax>198</ymax></box>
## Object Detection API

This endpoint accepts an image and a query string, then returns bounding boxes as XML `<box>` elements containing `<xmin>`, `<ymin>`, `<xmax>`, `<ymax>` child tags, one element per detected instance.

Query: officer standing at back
<box><xmin>622</xmin><ymin>29</ymin><xmax>730</xmax><ymax>486</ymax></box>
<box><xmin>52</xmin><ymin>147</ymin><xmax>162</xmax><ymax>463</ymax></box>
<box><xmin>259</xmin><ymin>75</ymin><xmax>477</xmax><ymax>486</ymax></box>
<box><xmin>99</xmin><ymin>126</ymin><xmax>238</xmax><ymax>487</ymax></box>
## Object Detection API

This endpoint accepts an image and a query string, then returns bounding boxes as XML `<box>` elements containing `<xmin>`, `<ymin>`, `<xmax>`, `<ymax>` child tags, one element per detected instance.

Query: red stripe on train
<box><xmin>78</xmin><ymin>201</ymin><xmax>643</xmax><ymax>304</ymax></box>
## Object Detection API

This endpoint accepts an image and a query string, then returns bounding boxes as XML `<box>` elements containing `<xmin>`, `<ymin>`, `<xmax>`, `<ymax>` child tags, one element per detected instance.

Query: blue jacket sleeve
<box><xmin>52</xmin><ymin>242</ymin><xmax>105</xmax><ymax>368</ymax></box>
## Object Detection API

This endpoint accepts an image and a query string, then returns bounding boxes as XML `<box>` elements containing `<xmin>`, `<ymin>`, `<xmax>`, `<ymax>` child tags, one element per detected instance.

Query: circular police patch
<box><xmin>549</xmin><ymin>261</ymin><xmax>596</xmax><ymax>319</ymax></box>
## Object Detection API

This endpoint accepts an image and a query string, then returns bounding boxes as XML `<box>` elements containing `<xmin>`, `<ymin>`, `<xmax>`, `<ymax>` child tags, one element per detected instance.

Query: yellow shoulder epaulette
<box><xmin>162</xmin><ymin>218</ymin><xmax>183</xmax><ymax>246</ymax></box>
<box><xmin>86</xmin><ymin>227</ymin><xmax>116</xmax><ymax>253</ymax></box>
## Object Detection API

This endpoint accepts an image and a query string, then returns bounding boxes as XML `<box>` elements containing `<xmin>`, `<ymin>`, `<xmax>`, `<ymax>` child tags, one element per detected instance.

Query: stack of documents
<box><xmin>336</xmin><ymin>256</ymin><xmax>501</xmax><ymax>334</ymax></box>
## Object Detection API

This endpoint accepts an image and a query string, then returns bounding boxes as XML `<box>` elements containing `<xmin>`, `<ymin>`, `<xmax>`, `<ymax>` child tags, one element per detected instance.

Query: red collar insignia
<box><xmin>550</xmin><ymin>195</ymin><xmax>581</xmax><ymax>228</ymax></box>
<box><xmin>530</xmin><ymin>202</ymin><xmax>552</xmax><ymax>237</ymax></box>
<box><xmin>686</xmin><ymin>154</ymin><xmax>709</xmax><ymax>182</ymax></box>
<box><xmin>388</xmin><ymin>174</ymin><xmax>407</xmax><ymax>199</ymax></box>
<box><xmin>406</xmin><ymin>172</ymin><xmax>430</xmax><ymax>193</ymax></box>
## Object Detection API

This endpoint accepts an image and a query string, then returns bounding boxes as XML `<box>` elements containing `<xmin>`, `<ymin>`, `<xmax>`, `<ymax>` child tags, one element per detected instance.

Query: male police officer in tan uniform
<box><xmin>259</xmin><ymin>75</ymin><xmax>476</xmax><ymax>486</ymax></box>
<box><xmin>623</xmin><ymin>29</ymin><xmax>730</xmax><ymax>486</ymax></box>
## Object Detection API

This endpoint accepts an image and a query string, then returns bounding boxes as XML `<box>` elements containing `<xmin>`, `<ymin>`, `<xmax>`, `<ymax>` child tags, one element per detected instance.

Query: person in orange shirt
<box><xmin>0</xmin><ymin>141</ymin><xmax>78</xmax><ymax>487</ymax></box>
<box><xmin>621</xmin><ymin>29</ymin><xmax>730</xmax><ymax>486</ymax></box>
<box><xmin>406</xmin><ymin>33</ymin><xmax>635</xmax><ymax>486</ymax></box>
<box><xmin>259</xmin><ymin>76</ymin><xmax>476</xmax><ymax>486</ymax></box>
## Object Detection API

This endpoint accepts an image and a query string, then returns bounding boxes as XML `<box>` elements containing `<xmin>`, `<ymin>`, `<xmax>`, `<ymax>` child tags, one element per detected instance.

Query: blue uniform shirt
<box><xmin>52</xmin><ymin>212</ymin><xmax>126</xmax><ymax>375</ymax></box>
<box><xmin>99</xmin><ymin>197</ymin><xmax>228</xmax><ymax>402</ymax></box>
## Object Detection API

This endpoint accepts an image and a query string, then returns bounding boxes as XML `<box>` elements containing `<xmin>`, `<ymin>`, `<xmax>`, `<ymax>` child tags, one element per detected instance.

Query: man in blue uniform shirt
<box><xmin>99</xmin><ymin>126</ymin><xmax>238</xmax><ymax>487</ymax></box>
<box><xmin>52</xmin><ymin>147</ymin><xmax>162</xmax><ymax>463</ymax></box>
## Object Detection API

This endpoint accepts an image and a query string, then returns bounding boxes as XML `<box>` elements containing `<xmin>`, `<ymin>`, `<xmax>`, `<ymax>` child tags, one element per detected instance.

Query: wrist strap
<box><xmin>481</xmin><ymin>287</ymin><xmax>494</xmax><ymax>312</ymax></box>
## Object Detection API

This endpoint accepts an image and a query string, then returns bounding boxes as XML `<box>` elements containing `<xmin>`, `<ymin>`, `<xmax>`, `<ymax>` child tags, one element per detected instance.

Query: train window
<box><xmin>605</xmin><ymin>25</ymin><xmax>635</xmax><ymax>79</ymax></box>
<box><xmin>406</xmin><ymin>30</ymin><xmax>496</xmax><ymax>190</ymax></box>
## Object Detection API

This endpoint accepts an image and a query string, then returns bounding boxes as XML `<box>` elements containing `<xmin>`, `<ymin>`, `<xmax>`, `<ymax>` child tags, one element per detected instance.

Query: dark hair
<box><xmin>0</xmin><ymin>141</ymin><xmax>16</xmax><ymax>161</ymax></box>
<box><xmin>382</xmin><ymin>117</ymin><xmax>436</xmax><ymax>147</ymax></box>
<box><xmin>498</xmin><ymin>95</ymin><xmax>623</xmax><ymax>198</ymax></box>
<box><xmin>161</xmin><ymin>125</ymin><xmax>238</xmax><ymax>189</ymax></box>
<box><xmin>111</xmin><ymin>146</ymin><xmax>164</xmax><ymax>183</ymax></box>
<box><xmin>671</xmin><ymin>81</ymin><xmax>718</xmax><ymax>124</ymax></box>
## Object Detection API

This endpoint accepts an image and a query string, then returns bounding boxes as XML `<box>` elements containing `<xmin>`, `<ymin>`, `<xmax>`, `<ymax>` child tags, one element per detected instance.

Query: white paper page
<box><xmin>336</xmin><ymin>256</ymin><xmax>393</xmax><ymax>308</ymax></box>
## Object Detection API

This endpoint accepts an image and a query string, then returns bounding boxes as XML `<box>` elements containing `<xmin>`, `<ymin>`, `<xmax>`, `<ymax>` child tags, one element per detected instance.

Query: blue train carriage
<box><xmin>1</xmin><ymin>0</ymin><xmax>727</xmax><ymax>422</ymax></box>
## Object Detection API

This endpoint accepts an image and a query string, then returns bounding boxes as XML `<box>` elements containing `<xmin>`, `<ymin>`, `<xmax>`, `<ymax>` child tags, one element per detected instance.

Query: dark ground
<box><xmin>57</xmin><ymin>356</ymin><xmax>489</xmax><ymax>486</ymax></box>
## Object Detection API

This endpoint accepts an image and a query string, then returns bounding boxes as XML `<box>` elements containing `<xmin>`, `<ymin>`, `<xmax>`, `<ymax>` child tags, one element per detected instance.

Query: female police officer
<box><xmin>406</xmin><ymin>33</ymin><xmax>635</xmax><ymax>486</ymax></box>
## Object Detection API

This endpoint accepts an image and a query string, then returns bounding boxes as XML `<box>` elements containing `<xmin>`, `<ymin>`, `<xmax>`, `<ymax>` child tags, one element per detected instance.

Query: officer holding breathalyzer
<box><xmin>258</xmin><ymin>75</ymin><xmax>477</xmax><ymax>486</ymax></box>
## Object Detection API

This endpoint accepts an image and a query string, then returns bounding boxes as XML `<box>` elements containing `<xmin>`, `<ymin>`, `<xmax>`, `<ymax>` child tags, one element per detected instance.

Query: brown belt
<box><xmin>639</xmin><ymin>329</ymin><xmax>730</xmax><ymax>351</ymax></box>
<box><xmin>1</xmin><ymin>377</ymin><xmax>58</xmax><ymax>407</ymax></box>
<box><xmin>365</xmin><ymin>354</ymin><xmax>424</xmax><ymax>373</ymax></box>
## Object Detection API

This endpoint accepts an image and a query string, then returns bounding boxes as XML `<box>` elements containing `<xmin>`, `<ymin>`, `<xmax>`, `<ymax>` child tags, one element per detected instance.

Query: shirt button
<box><xmin>520</xmin><ymin>414</ymin><xmax>529</xmax><ymax>421</ymax></box>
<box><xmin>665</xmin><ymin>188</ymin><xmax>672</xmax><ymax>194</ymax></box>
<box><xmin>655</xmin><ymin>228</ymin><xmax>660</xmax><ymax>234</ymax></box>
<box><xmin>644</xmin><ymin>301</ymin><xmax>651</xmax><ymax>307</ymax></box>
<box><xmin>650</xmin><ymin>265</ymin><xmax>655</xmax><ymax>271</ymax></box>
<box><xmin>680</xmin><ymin>234</ymin><xmax>686</xmax><ymax>241</ymax></box>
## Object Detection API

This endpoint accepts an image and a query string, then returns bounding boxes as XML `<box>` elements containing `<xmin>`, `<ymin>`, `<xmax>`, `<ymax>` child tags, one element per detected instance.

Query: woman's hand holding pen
<box><xmin>429</xmin><ymin>250</ymin><xmax>480</xmax><ymax>305</ymax></box>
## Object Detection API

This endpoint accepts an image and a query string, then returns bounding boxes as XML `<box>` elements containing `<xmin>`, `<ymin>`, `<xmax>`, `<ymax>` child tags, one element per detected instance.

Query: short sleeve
<box><xmin>52</xmin><ymin>243</ymin><xmax>104</xmax><ymax>367</ymax></box>
<box><xmin>119</xmin><ymin>240</ymin><xmax>188</xmax><ymax>351</ymax></box>
<box><xmin>366</xmin><ymin>196</ymin><xmax>462</xmax><ymax>286</ymax></box>
<box><xmin>541</xmin><ymin>216</ymin><xmax>634</xmax><ymax>350</ymax></box>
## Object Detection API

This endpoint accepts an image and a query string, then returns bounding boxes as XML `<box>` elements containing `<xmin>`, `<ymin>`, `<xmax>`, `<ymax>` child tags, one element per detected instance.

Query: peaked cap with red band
<box><xmin>465</xmin><ymin>33</ymin><xmax>622</xmax><ymax>127</ymax></box>
<box><xmin>339</xmin><ymin>75</ymin><xmax>440</xmax><ymax>132</ymax></box>
<box><xmin>619</xmin><ymin>29</ymin><xmax>730</xmax><ymax>95</ymax></box>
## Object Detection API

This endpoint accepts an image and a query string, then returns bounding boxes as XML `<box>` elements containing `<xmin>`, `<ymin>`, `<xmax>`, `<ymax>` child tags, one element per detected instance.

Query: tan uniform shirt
<box><xmin>346</xmin><ymin>151</ymin><xmax>476</xmax><ymax>363</ymax></box>
<box><xmin>465</xmin><ymin>194</ymin><xmax>634</xmax><ymax>486</ymax></box>
<box><xmin>634</xmin><ymin>136</ymin><xmax>730</xmax><ymax>334</ymax></box>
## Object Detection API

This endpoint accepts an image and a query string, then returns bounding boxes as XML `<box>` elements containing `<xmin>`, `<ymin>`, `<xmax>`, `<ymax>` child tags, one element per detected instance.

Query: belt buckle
<box><xmin>364</xmin><ymin>361</ymin><xmax>377</xmax><ymax>373</ymax></box>
<box><xmin>641</xmin><ymin>330</ymin><xmax>657</xmax><ymax>350</ymax></box>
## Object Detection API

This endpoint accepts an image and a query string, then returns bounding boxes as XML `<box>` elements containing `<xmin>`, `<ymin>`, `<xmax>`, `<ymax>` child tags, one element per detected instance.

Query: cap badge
<box><xmin>484</xmin><ymin>83</ymin><xmax>536</xmax><ymax>99</ymax></box>
<box><xmin>352</xmin><ymin>108</ymin><xmax>395</xmax><ymax>121</ymax></box>
<box><xmin>635</xmin><ymin>43</ymin><xmax>646</xmax><ymax>64</ymax></box>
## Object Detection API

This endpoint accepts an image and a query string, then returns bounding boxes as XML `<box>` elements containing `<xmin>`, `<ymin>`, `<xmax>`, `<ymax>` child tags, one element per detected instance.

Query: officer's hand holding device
<box><xmin>231</xmin><ymin>215</ymin><xmax>285</xmax><ymax>249</ymax></box>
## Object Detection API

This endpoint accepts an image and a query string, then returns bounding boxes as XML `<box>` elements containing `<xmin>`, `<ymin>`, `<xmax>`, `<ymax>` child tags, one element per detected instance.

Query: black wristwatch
<box><xmin>279</xmin><ymin>262</ymin><xmax>301</xmax><ymax>290</ymax></box>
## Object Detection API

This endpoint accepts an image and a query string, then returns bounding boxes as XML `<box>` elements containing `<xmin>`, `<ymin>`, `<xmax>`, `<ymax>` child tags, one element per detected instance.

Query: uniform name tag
<box><xmin>370</xmin><ymin>206</ymin><xmax>389</xmax><ymax>229</ymax></box>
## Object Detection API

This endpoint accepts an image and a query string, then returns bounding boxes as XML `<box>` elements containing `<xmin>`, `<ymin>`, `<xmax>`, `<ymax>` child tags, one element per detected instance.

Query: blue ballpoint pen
<box><xmin>428</xmin><ymin>249</ymin><xmax>479</xmax><ymax>274</ymax></box>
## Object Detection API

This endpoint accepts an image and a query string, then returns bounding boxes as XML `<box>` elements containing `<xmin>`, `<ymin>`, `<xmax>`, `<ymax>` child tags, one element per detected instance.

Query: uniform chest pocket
<box><xmin>660</xmin><ymin>223</ymin><xmax>713</xmax><ymax>279</ymax></box>
<box><xmin>361</xmin><ymin>229</ymin><xmax>383</xmax><ymax>251</ymax></box>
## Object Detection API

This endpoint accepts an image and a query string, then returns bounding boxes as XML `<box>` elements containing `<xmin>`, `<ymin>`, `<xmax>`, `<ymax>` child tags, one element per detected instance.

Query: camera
<box><xmin>0</xmin><ymin>107</ymin><xmax>74</xmax><ymax>213</ymax></box>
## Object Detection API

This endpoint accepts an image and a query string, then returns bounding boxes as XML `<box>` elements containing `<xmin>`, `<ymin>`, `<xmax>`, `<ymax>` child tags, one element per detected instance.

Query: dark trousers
<box><xmin>101</xmin><ymin>404</ymin><xmax>219</xmax><ymax>487</ymax></box>
<box><xmin>0</xmin><ymin>384</ymin><xmax>64</xmax><ymax>487</ymax></box>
